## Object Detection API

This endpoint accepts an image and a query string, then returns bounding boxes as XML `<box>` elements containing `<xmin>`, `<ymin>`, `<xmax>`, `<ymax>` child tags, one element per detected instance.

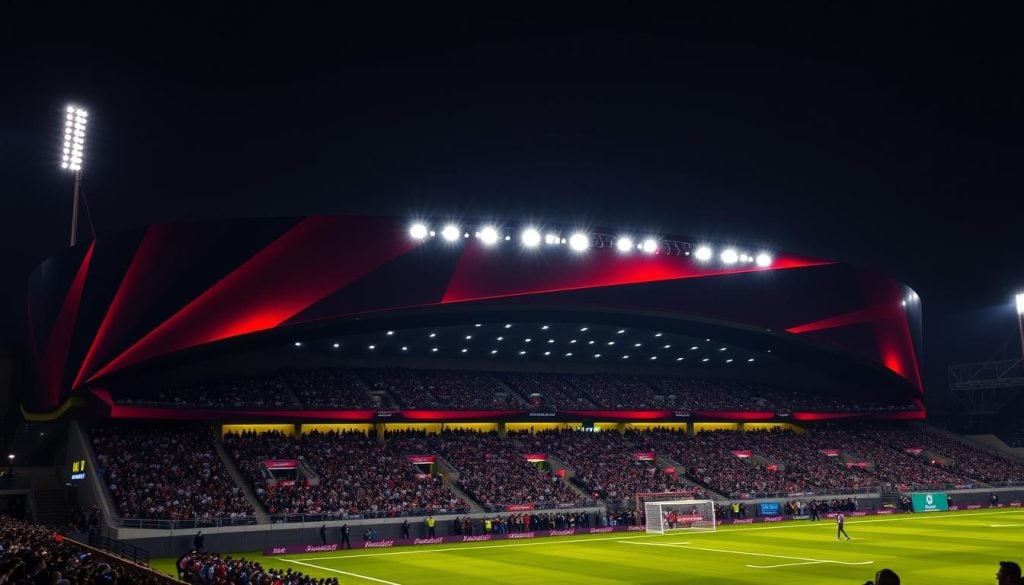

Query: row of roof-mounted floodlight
<box><xmin>408</xmin><ymin>222</ymin><xmax>773</xmax><ymax>266</ymax></box>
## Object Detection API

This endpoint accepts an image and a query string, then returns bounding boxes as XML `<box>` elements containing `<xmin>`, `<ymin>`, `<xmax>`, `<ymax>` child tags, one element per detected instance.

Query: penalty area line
<box><xmin>280</xmin><ymin>558</ymin><xmax>402</xmax><ymax>585</ymax></box>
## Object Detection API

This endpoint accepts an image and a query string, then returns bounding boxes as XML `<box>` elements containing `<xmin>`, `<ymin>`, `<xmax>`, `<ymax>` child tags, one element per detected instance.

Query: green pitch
<box><xmin>152</xmin><ymin>508</ymin><xmax>1024</xmax><ymax>584</ymax></box>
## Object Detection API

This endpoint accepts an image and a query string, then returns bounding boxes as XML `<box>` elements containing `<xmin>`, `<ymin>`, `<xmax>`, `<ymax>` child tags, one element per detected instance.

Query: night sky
<box><xmin>2</xmin><ymin>4</ymin><xmax>1022</xmax><ymax>405</ymax></box>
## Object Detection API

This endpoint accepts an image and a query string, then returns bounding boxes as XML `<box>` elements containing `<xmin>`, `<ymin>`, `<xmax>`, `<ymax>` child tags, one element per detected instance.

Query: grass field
<box><xmin>152</xmin><ymin>508</ymin><xmax>1024</xmax><ymax>584</ymax></box>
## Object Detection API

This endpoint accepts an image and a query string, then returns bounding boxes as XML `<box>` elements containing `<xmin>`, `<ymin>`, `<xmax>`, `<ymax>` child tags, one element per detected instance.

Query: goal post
<box><xmin>643</xmin><ymin>499</ymin><xmax>717</xmax><ymax>534</ymax></box>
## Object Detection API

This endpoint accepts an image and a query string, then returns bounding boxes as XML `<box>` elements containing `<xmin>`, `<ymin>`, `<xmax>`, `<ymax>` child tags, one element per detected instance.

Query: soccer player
<box><xmin>836</xmin><ymin>512</ymin><xmax>850</xmax><ymax>540</ymax></box>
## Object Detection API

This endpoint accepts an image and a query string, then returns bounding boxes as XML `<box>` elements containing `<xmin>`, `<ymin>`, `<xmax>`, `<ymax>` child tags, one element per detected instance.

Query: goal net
<box><xmin>643</xmin><ymin>499</ymin><xmax>716</xmax><ymax>534</ymax></box>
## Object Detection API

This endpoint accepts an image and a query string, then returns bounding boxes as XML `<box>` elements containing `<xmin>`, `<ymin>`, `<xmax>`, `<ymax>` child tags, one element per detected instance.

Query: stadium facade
<box><xmin>26</xmin><ymin>215</ymin><xmax>923</xmax><ymax>418</ymax></box>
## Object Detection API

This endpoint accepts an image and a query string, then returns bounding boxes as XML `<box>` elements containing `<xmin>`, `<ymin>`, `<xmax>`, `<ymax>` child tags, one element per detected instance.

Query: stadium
<box><xmin>10</xmin><ymin>215</ymin><xmax>1022</xmax><ymax>583</ymax></box>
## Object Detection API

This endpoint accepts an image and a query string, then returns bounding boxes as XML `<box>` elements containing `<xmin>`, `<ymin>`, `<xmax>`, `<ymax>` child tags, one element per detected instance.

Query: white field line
<box><xmin>284</xmin><ymin>509</ymin><xmax>1024</xmax><ymax>563</ymax></box>
<box><xmin>621</xmin><ymin>540</ymin><xmax>873</xmax><ymax>569</ymax></box>
<box><xmin>989</xmin><ymin>524</ymin><xmax>1023</xmax><ymax>527</ymax></box>
<box><xmin>280</xmin><ymin>558</ymin><xmax>402</xmax><ymax>585</ymax></box>
<box><xmin>747</xmin><ymin>561</ymin><xmax>828</xmax><ymax>569</ymax></box>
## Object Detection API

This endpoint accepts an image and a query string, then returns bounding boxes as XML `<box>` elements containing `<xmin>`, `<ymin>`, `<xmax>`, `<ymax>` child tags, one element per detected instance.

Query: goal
<box><xmin>643</xmin><ymin>499</ymin><xmax>717</xmax><ymax>534</ymax></box>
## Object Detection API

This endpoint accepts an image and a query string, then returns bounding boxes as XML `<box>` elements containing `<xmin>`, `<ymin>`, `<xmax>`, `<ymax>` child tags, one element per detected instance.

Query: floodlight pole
<box><xmin>70</xmin><ymin>169</ymin><xmax>82</xmax><ymax>247</ymax></box>
<box><xmin>1016</xmin><ymin>293</ymin><xmax>1024</xmax><ymax>361</ymax></box>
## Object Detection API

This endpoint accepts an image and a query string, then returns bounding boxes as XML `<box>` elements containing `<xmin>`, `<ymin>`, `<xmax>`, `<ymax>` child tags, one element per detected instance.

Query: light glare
<box><xmin>522</xmin><ymin>228</ymin><xmax>542</xmax><ymax>247</ymax></box>
<box><xmin>642</xmin><ymin>239</ymin><xmax>658</xmax><ymax>254</ymax></box>
<box><xmin>569</xmin><ymin>232</ymin><xmax>589</xmax><ymax>251</ymax></box>
<box><xmin>616</xmin><ymin>237</ymin><xmax>634</xmax><ymax>252</ymax></box>
<box><xmin>755</xmin><ymin>253</ymin><xmax>773</xmax><ymax>267</ymax></box>
<box><xmin>479</xmin><ymin>226</ymin><xmax>499</xmax><ymax>245</ymax></box>
<box><xmin>441</xmin><ymin>224</ymin><xmax>460</xmax><ymax>241</ymax></box>
<box><xmin>409</xmin><ymin>223</ymin><xmax>429</xmax><ymax>239</ymax></box>
<box><xmin>721</xmin><ymin>249</ymin><xmax>739</xmax><ymax>264</ymax></box>
<box><xmin>695</xmin><ymin>246</ymin><xmax>713</xmax><ymax>261</ymax></box>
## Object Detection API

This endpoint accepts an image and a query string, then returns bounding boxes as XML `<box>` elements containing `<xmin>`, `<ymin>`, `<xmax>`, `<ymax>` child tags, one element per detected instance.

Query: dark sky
<box><xmin>2</xmin><ymin>3</ymin><xmax>1022</xmax><ymax>400</ymax></box>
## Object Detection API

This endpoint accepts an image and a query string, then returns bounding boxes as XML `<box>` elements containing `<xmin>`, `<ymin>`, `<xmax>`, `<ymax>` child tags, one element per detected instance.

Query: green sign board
<box><xmin>911</xmin><ymin>492</ymin><xmax>949</xmax><ymax>512</ymax></box>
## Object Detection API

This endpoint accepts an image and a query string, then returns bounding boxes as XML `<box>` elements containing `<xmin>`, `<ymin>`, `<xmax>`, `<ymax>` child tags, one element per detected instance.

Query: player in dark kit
<box><xmin>837</xmin><ymin>512</ymin><xmax>850</xmax><ymax>540</ymax></box>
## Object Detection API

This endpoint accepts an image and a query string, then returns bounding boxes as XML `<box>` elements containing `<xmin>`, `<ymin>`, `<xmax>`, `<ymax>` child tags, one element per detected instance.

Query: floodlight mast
<box><xmin>61</xmin><ymin>105</ymin><xmax>88</xmax><ymax>247</ymax></box>
<box><xmin>1016</xmin><ymin>292</ymin><xmax>1024</xmax><ymax>360</ymax></box>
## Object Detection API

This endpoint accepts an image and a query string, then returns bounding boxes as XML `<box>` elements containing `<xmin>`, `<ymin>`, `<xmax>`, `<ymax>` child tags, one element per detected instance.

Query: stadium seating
<box><xmin>224</xmin><ymin>429</ymin><xmax>470</xmax><ymax>518</ymax></box>
<box><xmin>91</xmin><ymin>425</ymin><xmax>255</xmax><ymax>523</ymax></box>
<box><xmin>108</xmin><ymin>367</ymin><xmax>923</xmax><ymax>413</ymax></box>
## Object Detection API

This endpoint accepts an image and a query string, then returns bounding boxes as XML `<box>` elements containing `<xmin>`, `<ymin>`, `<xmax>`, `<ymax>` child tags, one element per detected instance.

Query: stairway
<box><xmin>210</xmin><ymin>433</ymin><xmax>270</xmax><ymax>523</ymax></box>
<box><xmin>435</xmin><ymin>455</ymin><xmax>483</xmax><ymax>513</ymax></box>
<box><xmin>33</xmin><ymin>488</ymin><xmax>68</xmax><ymax>527</ymax></box>
<box><xmin>655</xmin><ymin>455</ymin><xmax>727</xmax><ymax>499</ymax></box>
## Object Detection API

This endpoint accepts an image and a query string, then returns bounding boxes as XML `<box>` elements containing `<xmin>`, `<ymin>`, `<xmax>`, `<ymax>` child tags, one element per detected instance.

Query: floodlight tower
<box><xmin>1016</xmin><ymin>292</ymin><xmax>1024</xmax><ymax>360</ymax></box>
<box><xmin>61</xmin><ymin>105</ymin><xmax>88</xmax><ymax>247</ymax></box>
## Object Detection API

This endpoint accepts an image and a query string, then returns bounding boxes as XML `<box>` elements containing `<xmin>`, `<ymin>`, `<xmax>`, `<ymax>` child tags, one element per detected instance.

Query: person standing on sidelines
<box><xmin>340</xmin><ymin>523</ymin><xmax>351</xmax><ymax>549</ymax></box>
<box><xmin>837</xmin><ymin>511</ymin><xmax>850</xmax><ymax>540</ymax></box>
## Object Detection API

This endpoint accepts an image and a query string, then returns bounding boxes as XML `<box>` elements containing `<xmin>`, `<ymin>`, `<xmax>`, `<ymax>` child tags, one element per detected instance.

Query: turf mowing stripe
<box><xmin>292</xmin><ymin>532</ymin><xmax>664</xmax><ymax>561</ymax></box>
<box><xmin>281</xmin><ymin>558</ymin><xmax>402</xmax><ymax>585</ymax></box>
<box><xmin>620</xmin><ymin>540</ymin><xmax>873</xmax><ymax>568</ymax></box>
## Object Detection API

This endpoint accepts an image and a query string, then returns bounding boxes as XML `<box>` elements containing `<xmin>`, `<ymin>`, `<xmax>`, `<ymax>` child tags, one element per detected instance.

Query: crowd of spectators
<box><xmin>91</xmin><ymin>425</ymin><xmax>255</xmax><ymax>523</ymax></box>
<box><xmin>865</xmin><ymin>424</ymin><xmax>1024</xmax><ymax>484</ymax></box>
<box><xmin>116</xmin><ymin>374</ymin><xmax>299</xmax><ymax>410</ymax></box>
<box><xmin>742</xmin><ymin>429</ymin><xmax>880</xmax><ymax>492</ymax></box>
<box><xmin>531</xmin><ymin>429</ymin><xmax>696</xmax><ymax>505</ymax></box>
<box><xmin>109</xmin><ymin>366</ymin><xmax>926</xmax><ymax>414</ymax></box>
<box><xmin>283</xmin><ymin>368</ymin><xmax>382</xmax><ymax>409</ymax></box>
<box><xmin>809</xmin><ymin>425</ymin><xmax>974</xmax><ymax>490</ymax></box>
<box><xmin>224</xmin><ymin>429</ymin><xmax>469</xmax><ymax>518</ymax></box>
<box><xmin>498</xmin><ymin>373</ymin><xmax>596</xmax><ymax>410</ymax></box>
<box><xmin>416</xmin><ymin>370</ymin><xmax>527</xmax><ymax>409</ymax></box>
<box><xmin>87</xmin><ymin>420</ymin><xmax>1023</xmax><ymax>523</ymax></box>
<box><xmin>0</xmin><ymin>516</ymin><xmax>169</xmax><ymax>584</ymax></box>
<box><xmin>414</xmin><ymin>430</ymin><xmax>593</xmax><ymax>510</ymax></box>
<box><xmin>176</xmin><ymin>550</ymin><xmax>338</xmax><ymax>585</ymax></box>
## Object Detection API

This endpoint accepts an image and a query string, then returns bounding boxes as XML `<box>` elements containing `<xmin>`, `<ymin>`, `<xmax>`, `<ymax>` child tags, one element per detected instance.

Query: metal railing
<box><xmin>115</xmin><ymin>516</ymin><xmax>258</xmax><ymax>530</ymax></box>
<box><xmin>86</xmin><ymin>533</ymin><xmax>150</xmax><ymax>566</ymax></box>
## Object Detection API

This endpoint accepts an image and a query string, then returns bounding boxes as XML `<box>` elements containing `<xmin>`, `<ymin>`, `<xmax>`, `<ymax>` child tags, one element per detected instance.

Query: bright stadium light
<box><xmin>695</xmin><ymin>246</ymin><xmax>713</xmax><ymax>261</ymax></box>
<box><xmin>409</xmin><ymin>223</ymin><xmax>429</xmax><ymax>239</ymax></box>
<box><xmin>641</xmin><ymin>239</ymin><xmax>658</xmax><ymax>254</ymax></box>
<box><xmin>755</xmin><ymin>253</ymin><xmax>773</xmax><ymax>267</ymax></box>
<box><xmin>1017</xmin><ymin>292</ymin><xmax>1024</xmax><ymax>358</ymax></box>
<box><xmin>479</xmin><ymin>226</ymin><xmax>499</xmax><ymax>245</ymax></box>
<box><xmin>721</xmin><ymin>249</ymin><xmax>739</xmax><ymax>264</ymax></box>
<box><xmin>441</xmin><ymin>224</ymin><xmax>460</xmax><ymax>242</ymax></box>
<box><xmin>569</xmin><ymin>232</ymin><xmax>589</xmax><ymax>251</ymax></box>
<box><xmin>616</xmin><ymin>237</ymin><xmax>634</xmax><ymax>253</ymax></box>
<box><xmin>521</xmin><ymin>228</ymin><xmax>542</xmax><ymax>247</ymax></box>
<box><xmin>62</xmin><ymin>105</ymin><xmax>89</xmax><ymax>246</ymax></box>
